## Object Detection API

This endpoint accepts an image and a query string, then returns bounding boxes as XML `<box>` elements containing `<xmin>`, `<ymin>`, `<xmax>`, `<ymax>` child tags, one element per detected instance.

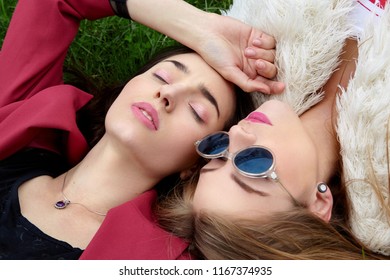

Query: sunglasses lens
<box><xmin>197</xmin><ymin>133</ymin><xmax>229</xmax><ymax>156</ymax></box>
<box><xmin>234</xmin><ymin>147</ymin><xmax>273</xmax><ymax>175</ymax></box>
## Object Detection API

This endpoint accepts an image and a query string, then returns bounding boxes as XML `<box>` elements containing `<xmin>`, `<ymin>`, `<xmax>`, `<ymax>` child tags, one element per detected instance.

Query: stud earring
<box><xmin>317</xmin><ymin>183</ymin><xmax>328</xmax><ymax>193</ymax></box>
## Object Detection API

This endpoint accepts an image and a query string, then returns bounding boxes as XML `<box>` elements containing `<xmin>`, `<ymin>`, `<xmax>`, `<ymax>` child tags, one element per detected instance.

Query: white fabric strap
<box><xmin>348</xmin><ymin>0</ymin><xmax>387</xmax><ymax>38</ymax></box>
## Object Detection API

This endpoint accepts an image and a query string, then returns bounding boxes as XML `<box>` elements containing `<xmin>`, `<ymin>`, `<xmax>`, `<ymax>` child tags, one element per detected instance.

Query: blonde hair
<box><xmin>155</xmin><ymin>172</ymin><xmax>389</xmax><ymax>260</ymax></box>
<box><xmin>192</xmin><ymin>211</ymin><xmax>387</xmax><ymax>260</ymax></box>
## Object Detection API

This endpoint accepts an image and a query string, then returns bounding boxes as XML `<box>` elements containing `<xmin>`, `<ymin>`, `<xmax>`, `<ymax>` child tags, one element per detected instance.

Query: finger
<box><xmin>255</xmin><ymin>59</ymin><xmax>277</xmax><ymax>79</ymax></box>
<box><xmin>223</xmin><ymin>67</ymin><xmax>271</xmax><ymax>93</ymax></box>
<box><xmin>256</xmin><ymin>78</ymin><xmax>285</xmax><ymax>95</ymax></box>
<box><xmin>268</xmin><ymin>80</ymin><xmax>285</xmax><ymax>94</ymax></box>
<box><xmin>244</xmin><ymin>47</ymin><xmax>275</xmax><ymax>63</ymax></box>
<box><xmin>252</xmin><ymin>32</ymin><xmax>276</xmax><ymax>49</ymax></box>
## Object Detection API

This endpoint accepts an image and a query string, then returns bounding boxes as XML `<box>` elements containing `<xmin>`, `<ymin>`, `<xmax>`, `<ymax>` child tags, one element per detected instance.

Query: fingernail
<box><xmin>253</xmin><ymin>39</ymin><xmax>262</xmax><ymax>46</ymax></box>
<box><xmin>245</xmin><ymin>48</ymin><xmax>256</xmax><ymax>57</ymax></box>
<box><xmin>256</xmin><ymin>61</ymin><xmax>265</xmax><ymax>69</ymax></box>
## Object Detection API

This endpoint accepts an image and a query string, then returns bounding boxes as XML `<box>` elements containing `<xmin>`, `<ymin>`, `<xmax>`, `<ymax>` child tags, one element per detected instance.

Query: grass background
<box><xmin>0</xmin><ymin>0</ymin><xmax>232</xmax><ymax>91</ymax></box>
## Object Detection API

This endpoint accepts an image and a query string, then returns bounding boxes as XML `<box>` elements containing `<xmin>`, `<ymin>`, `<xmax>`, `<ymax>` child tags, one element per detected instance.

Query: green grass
<box><xmin>0</xmin><ymin>0</ymin><xmax>232</xmax><ymax>90</ymax></box>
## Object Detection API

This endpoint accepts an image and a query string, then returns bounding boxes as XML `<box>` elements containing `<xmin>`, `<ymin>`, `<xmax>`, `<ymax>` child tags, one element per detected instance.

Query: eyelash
<box><xmin>189</xmin><ymin>105</ymin><xmax>205</xmax><ymax>124</ymax></box>
<box><xmin>153</xmin><ymin>73</ymin><xmax>205</xmax><ymax>124</ymax></box>
<box><xmin>153</xmin><ymin>73</ymin><xmax>168</xmax><ymax>84</ymax></box>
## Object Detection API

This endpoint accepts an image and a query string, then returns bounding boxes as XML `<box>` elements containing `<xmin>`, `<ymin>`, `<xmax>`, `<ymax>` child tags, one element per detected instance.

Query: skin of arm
<box><xmin>127</xmin><ymin>0</ymin><xmax>285</xmax><ymax>94</ymax></box>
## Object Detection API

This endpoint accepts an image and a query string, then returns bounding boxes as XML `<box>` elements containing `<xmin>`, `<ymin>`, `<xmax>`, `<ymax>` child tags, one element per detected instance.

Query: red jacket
<box><xmin>0</xmin><ymin>0</ymin><xmax>189</xmax><ymax>260</ymax></box>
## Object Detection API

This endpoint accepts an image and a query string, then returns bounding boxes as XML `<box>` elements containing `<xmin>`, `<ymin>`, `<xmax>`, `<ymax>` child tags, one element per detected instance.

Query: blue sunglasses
<box><xmin>195</xmin><ymin>131</ymin><xmax>299</xmax><ymax>205</ymax></box>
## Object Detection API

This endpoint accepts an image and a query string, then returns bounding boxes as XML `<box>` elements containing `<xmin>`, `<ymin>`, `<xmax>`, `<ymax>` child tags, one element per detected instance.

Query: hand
<box><xmin>129</xmin><ymin>0</ymin><xmax>284</xmax><ymax>93</ymax></box>
<box><xmin>195</xmin><ymin>14</ymin><xmax>285</xmax><ymax>94</ymax></box>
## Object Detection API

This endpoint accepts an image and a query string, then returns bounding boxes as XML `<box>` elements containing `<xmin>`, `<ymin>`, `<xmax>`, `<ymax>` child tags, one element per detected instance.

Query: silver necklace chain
<box><xmin>54</xmin><ymin>172</ymin><xmax>107</xmax><ymax>216</ymax></box>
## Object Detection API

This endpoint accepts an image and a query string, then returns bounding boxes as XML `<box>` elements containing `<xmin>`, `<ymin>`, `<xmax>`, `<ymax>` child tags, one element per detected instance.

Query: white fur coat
<box><xmin>223</xmin><ymin>0</ymin><xmax>390</xmax><ymax>256</ymax></box>
<box><xmin>337</xmin><ymin>6</ymin><xmax>390</xmax><ymax>256</ymax></box>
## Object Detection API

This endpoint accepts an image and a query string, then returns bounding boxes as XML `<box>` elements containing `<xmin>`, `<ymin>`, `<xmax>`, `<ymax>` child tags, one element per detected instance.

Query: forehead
<box><xmin>159</xmin><ymin>53</ymin><xmax>236</xmax><ymax>113</ymax></box>
<box><xmin>159</xmin><ymin>53</ymin><xmax>227</xmax><ymax>81</ymax></box>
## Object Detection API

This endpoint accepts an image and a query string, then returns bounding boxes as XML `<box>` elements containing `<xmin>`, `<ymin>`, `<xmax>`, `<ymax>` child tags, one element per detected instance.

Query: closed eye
<box><xmin>189</xmin><ymin>104</ymin><xmax>205</xmax><ymax>124</ymax></box>
<box><xmin>153</xmin><ymin>73</ymin><xmax>168</xmax><ymax>84</ymax></box>
<box><xmin>231</xmin><ymin>174</ymin><xmax>269</xmax><ymax>196</ymax></box>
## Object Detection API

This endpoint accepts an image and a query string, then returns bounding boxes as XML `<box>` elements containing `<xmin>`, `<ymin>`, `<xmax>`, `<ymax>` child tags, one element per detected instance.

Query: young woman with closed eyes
<box><xmin>0</xmin><ymin>0</ymin><xmax>281</xmax><ymax>259</ymax></box>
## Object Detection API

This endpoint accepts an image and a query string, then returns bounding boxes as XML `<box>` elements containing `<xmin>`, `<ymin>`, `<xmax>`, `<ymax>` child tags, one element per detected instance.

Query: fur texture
<box><xmin>223</xmin><ymin>0</ymin><xmax>353</xmax><ymax>115</ymax></box>
<box><xmin>337</xmin><ymin>5</ymin><xmax>390</xmax><ymax>256</ymax></box>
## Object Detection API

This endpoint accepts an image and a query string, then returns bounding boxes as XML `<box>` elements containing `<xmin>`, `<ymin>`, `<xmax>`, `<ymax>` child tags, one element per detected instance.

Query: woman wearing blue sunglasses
<box><xmin>0</xmin><ymin>0</ymin><xmax>281</xmax><ymax>259</ymax></box>
<box><xmin>156</xmin><ymin>0</ymin><xmax>390</xmax><ymax>259</ymax></box>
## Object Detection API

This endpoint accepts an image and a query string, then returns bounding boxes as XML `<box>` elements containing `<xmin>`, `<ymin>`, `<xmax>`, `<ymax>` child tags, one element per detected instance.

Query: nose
<box><xmin>227</xmin><ymin>125</ymin><xmax>257</xmax><ymax>153</ymax></box>
<box><xmin>156</xmin><ymin>83</ymin><xmax>188</xmax><ymax>113</ymax></box>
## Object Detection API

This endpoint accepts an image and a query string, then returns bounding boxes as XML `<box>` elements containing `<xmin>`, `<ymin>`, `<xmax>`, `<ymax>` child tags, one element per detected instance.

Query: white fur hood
<box><xmin>224</xmin><ymin>0</ymin><xmax>390</xmax><ymax>256</ymax></box>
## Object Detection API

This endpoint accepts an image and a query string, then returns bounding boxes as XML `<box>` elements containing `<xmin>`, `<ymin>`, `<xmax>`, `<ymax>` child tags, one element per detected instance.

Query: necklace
<box><xmin>54</xmin><ymin>172</ymin><xmax>107</xmax><ymax>216</ymax></box>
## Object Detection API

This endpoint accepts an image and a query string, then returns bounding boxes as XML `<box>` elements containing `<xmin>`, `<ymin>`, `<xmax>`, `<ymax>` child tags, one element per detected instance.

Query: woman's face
<box><xmin>192</xmin><ymin>100</ymin><xmax>321</xmax><ymax>219</ymax></box>
<box><xmin>105</xmin><ymin>53</ymin><xmax>236</xmax><ymax>177</ymax></box>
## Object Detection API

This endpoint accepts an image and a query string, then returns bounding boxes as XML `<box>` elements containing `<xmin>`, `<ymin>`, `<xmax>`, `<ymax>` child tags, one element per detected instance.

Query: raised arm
<box><xmin>126</xmin><ymin>0</ymin><xmax>284</xmax><ymax>94</ymax></box>
<box><xmin>0</xmin><ymin>0</ymin><xmax>114</xmax><ymax>107</ymax></box>
<box><xmin>0</xmin><ymin>0</ymin><xmax>283</xmax><ymax>109</ymax></box>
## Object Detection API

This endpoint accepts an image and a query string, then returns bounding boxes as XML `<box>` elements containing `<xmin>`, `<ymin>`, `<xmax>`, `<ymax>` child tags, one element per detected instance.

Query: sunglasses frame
<box><xmin>195</xmin><ymin>132</ymin><xmax>277</xmax><ymax>179</ymax></box>
<box><xmin>195</xmin><ymin>131</ymin><xmax>301</xmax><ymax>206</ymax></box>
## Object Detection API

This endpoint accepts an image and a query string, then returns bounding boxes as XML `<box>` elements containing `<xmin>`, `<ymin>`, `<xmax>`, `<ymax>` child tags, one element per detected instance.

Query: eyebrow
<box><xmin>165</xmin><ymin>59</ymin><xmax>220</xmax><ymax>117</ymax></box>
<box><xmin>231</xmin><ymin>174</ymin><xmax>269</xmax><ymax>196</ymax></box>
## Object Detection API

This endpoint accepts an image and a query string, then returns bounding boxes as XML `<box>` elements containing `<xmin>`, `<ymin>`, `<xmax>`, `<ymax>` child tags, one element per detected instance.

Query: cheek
<box><xmin>119</xmin><ymin>75</ymin><xmax>155</xmax><ymax>100</ymax></box>
<box><xmin>274</xmin><ymin>139</ymin><xmax>318</xmax><ymax>198</ymax></box>
<box><xmin>192</xmin><ymin>177</ymin><xmax>226</xmax><ymax>214</ymax></box>
<box><xmin>282</xmin><ymin>135</ymin><xmax>317</xmax><ymax>170</ymax></box>
<box><xmin>193</xmin><ymin>170</ymin><xmax>252</xmax><ymax>216</ymax></box>
<box><xmin>193</xmin><ymin>186</ymin><xmax>262</xmax><ymax>219</ymax></box>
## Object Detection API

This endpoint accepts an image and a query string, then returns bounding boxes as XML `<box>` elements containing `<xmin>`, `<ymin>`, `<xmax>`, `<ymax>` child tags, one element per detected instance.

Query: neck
<box><xmin>301</xmin><ymin>95</ymin><xmax>339</xmax><ymax>183</ymax></box>
<box><xmin>61</xmin><ymin>134</ymin><xmax>161</xmax><ymax>212</ymax></box>
<box><xmin>301</xmin><ymin>39</ymin><xmax>358</xmax><ymax>183</ymax></box>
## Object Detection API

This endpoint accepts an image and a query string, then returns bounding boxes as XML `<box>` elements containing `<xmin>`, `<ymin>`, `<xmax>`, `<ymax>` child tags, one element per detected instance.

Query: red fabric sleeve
<box><xmin>0</xmin><ymin>0</ymin><xmax>115</xmax><ymax>163</ymax></box>
<box><xmin>0</xmin><ymin>0</ymin><xmax>114</xmax><ymax>106</ymax></box>
<box><xmin>0</xmin><ymin>86</ymin><xmax>92</xmax><ymax>164</ymax></box>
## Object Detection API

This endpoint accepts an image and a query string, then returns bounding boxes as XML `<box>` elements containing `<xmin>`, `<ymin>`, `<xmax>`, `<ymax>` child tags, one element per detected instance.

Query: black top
<box><xmin>0</xmin><ymin>148</ymin><xmax>83</xmax><ymax>259</ymax></box>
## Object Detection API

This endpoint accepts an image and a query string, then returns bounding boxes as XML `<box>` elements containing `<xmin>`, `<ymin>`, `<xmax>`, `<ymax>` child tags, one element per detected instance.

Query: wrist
<box><xmin>172</xmin><ymin>10</ymin><xmax>215</xmax><ymax>51</ymax></box>
<box><xmin>127</xmin><ymin>0</ymin><xmax>213</xmax><ymax>51</ymax></box>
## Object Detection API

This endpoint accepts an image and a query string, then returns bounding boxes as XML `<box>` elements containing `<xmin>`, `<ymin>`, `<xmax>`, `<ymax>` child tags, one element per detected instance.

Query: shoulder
<box><xmin>80</xmin><ymin>190</ymin><xmax>189</xmax><ymax>260</ymax></box>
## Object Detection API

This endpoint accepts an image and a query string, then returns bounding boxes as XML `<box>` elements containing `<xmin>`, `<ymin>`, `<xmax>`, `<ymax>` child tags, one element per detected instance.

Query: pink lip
<box><xmin>245</xmin><ymin>112</ymin><xmax>272</xmax><ymax>125</ymax></box>
<box><xmin>131</xmin><ymin>102</ymin><xmax>159</xmax><ymax>131</ymax></box>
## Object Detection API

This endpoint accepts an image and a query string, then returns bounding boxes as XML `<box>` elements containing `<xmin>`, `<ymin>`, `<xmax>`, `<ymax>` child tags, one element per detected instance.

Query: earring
<box><xmin>317</xmin><ymin>183</ymin><xmax>328</xmax><ymax>193</ymax></box>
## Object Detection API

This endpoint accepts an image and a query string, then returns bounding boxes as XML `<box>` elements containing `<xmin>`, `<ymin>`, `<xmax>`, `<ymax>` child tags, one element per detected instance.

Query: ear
<box><xmin>179</xmin><ymin>168</ymin><xmax>194</xmax><ymax>180</ymax></box>
<box><xmin>180</xmin><ymin>163</ymin><xmax>201</xmax><ymax>180</ymax></box>
<box><xmin>180</xmin><ymin>159</ymin><xmax>204</xmax><ymax>180</ymax></box>
<box><xmin>308</xmin><ymin>186</ymin><xmax>333</xmax><ymax>222</ymax></box>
